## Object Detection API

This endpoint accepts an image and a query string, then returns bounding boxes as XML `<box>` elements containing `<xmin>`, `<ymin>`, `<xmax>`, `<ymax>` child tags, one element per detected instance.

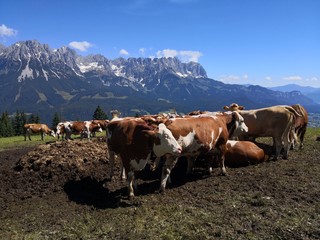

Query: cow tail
<box><xmin>282</xmin><ymin>113</ymin><xmax>295</xmax><ymax>146</ymax></box>
<box><xmin>285</xmin><ymin>106</ymin><xmax>303</xmax><ymax>118</ymax></box>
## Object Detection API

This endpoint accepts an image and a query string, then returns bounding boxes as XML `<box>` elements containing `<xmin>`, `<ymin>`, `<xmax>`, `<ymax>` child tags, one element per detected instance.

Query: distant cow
<box><xmin>223</xmin><ymin>103</ymin><xmax>302</xmax><ymax>159</ymax></box>
<box><xmin>92</xmin><ymin>120</ymin><xmax>109</xmax><ymax>130</ymax></box>
<box><xmin>158</xmin><ymin>111</ymin><xmax>248</xmax><ymax>193</ymax></box>
<box><xmin>106</xmin><ymin>118</ymin><xmax>182</xmax><ymax>197</ymax></box>
<box><xmin>61</xmin><ymin>121</ymin><xmax>102</xmax><ymax>140</ymax></box>
<box><xmin>56</xmin><ymin>121</ymin><xmax>72</xmax><ymax>140</ymax></box>
<box><xmin>23</xmin><ymin>123</ymin><xmax>56</xmax><ymax>141</ymax></box>
<box><xmin>291</xmin><ymin>104</ymin><xmax>308</xmax><ymax>149</ymax></box>
<box><xmin>224</xmin><ymin>140</ymin><xmax>268</xmax><ymax>167</ymax></box>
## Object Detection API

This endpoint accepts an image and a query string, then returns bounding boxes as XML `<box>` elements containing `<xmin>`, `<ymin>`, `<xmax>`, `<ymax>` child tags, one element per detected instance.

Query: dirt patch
<box><xmin>1</xmin><ymin>135</ymin><xmax>320</xmax><ymax>239</ymax></box>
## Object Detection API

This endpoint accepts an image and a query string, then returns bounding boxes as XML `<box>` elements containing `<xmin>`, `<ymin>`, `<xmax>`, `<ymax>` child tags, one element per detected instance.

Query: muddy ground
<box><xmin>0</xmin><ymin>135</ymin><xmax>320</xmax><ymax>239</ymax></box>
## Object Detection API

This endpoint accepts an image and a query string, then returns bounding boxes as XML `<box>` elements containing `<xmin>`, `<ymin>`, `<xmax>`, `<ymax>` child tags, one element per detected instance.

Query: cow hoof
<box><xmin>158</xmin><ymin>188</ymin><xmax>166</xmax><ymax>195</ymax></box>
<box><xmin>128</xmin><ymin>195</ymin><xmax>135</xmax><ymax>200</ymax></box>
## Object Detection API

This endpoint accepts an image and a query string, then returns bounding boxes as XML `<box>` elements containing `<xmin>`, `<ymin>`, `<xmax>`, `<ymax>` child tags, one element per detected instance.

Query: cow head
<box><xmin>228</xmin><ymin>112</ymin><xmax>248</xmax><ymax>139</ymax></box>
<box><xmin>147</xmin><ymin>123</ymin><xmax>182</xmax><ymax>157</ymax></box>
<box><xmin>223</xmin><ymin>103</ymin><xmax>245</xmax><ymax>111</ymax></box>
<box><xmin>49</xmin><ymin>129</ymin><xmax>56</xmax><ymax>137</ymax></box>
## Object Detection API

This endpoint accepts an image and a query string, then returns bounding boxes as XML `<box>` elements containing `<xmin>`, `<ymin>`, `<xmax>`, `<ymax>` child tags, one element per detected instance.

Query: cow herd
<box><xmin>23</xmin><ymin>103</ymin><xmax>309</xmax><ymax>197</ymax></box>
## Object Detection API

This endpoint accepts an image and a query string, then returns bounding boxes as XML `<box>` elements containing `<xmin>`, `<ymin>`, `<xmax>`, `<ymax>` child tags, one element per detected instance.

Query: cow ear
<box><xmin>223</xmin><ymin>106</ymin><xmax>230</xmax><ymax>110</ymax></box>
<box><xmin>239</xmin><ymin>106</ymin><xmax>245</xmax><ymax>110</ymax></box>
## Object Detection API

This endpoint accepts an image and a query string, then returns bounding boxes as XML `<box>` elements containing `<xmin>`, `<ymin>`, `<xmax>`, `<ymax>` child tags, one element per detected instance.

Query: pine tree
<box><xmin>28</xmin><ymin>113</ymin><xmax>40</xmax><ymax>123</ymax></box>
<box><xmin>0</xmin><ymin>111</ymin><xmax>14</xmax><ymax>137</ymax></box>
<box><xmin>92</xmin><ymin>105</ymin><xmax>108</xmax><ymax>120</ymax></box>
<box><xmin>52</xmin><ymin>112</ymin><xmax>61</xmax><ymax>130</ymax></box>
<box><xmin>12</xmin><ymin>111</ymin><xmax>27</xmax><ymax>136</ymax></box>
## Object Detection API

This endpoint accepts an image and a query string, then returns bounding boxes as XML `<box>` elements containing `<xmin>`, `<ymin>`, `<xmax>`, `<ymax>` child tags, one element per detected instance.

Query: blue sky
<box><xmin>1</xmin><ymin>0</ymin><xmax>319</xmax><ymax>88</ymax></box>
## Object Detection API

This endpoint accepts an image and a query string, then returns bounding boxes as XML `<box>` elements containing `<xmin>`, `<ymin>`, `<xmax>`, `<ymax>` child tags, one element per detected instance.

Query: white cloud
<box><xmin>0</xmin><ymin>24</ymin><xmax>18</xmax><ymax>37</ymax></box>
<box><xmin>156</xmin><ymin>48</ymin><xmax>202</xmax><ymax>62</ymax></box>
<box><xmin>242</xmin><ymin>74</ymin><xmax>248</xmax><ymax>80</ymax></box>
<box><xmin>68</xmin><ymin>41</ymin><xmax>93</xmax><ymax>52</ymax></box>
<box><xmin>282</xmin><ymin>76</ymin><xmax>303</xmax><ymax>81</ymax></box>
<box><xmin>157</xmin><ymin>49</ymin><xmax>178</xmax><ymax>58</ymax></box>
<box><xmin>119</xmin><ymin>49</ymin><xmax>129</xmax><ymax>55</ymax></box>
<box><xmin>139</xmin><ymin>48</ymin><xmax>146</xmax><ymax>56</ymax></box>
<box><xmin>265</xmin><ymin>76</ymin><xmax>272</xmax><ymax>81</ymax></box>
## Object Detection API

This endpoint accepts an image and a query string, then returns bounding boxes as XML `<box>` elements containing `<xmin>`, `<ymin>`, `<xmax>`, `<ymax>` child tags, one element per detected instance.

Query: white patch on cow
<box><xmin>215</xmin><ymin>127</ymin><xmax>223</xmax><ymax>140</ymax></box>
<box><xmin>178</xmin><ymin>130</ymin><xmax>196</xmax><ymax>148</ymax></box>
<box><xmin>209</xmin><ymin>130</ymin><xmax>215</xmax><ymax>149</ymax></box>
<box><xmin>129</xmin><ymin>153</ymin><xmax>150</xmax><ymax>171</ymax></box>
<box><xmin>227</xmin><ymin>140</ymin><xmax>238</xmax><ymax>148</ymax></box>
<box><xmin>153</xmin><ymin>123</ymin><xmax>182</xmax><ymax>157</ymax></box>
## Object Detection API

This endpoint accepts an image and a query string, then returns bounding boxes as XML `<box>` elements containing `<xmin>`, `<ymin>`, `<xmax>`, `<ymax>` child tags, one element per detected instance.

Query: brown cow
<box><xmin>106</xmin><ymin>118</ymin><xmax>182</xmax><ymax>197</ymax></box>
<box><xmin>158</xmin><ymin>111</ymin><xmax>248</xmax><ymax>193</ymax></box>
<box><xmin>291</xmin><ymin>104</ymin><xmax>308</xmax><ymax>149</ymax></box>
<box><xmin>23</xmin><ymin>123</ymin><xmax>56</xmax><ymax>141</ymax></box>
<box><xmin>223</xmin><ymin>103</ymin><xmax>302</xmax><ymax>159</ymax></box>
<box><xmin>224</xmin><ymin>140</ymin><xmax>268</xmax><ymax>167</ymax></box>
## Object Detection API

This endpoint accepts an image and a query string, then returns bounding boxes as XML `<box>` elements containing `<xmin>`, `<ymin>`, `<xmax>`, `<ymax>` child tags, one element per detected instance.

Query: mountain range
<box><xmin>0</xmin><ymin>40</ymin><xmax>318</xmax><ymax>123</ymax></box>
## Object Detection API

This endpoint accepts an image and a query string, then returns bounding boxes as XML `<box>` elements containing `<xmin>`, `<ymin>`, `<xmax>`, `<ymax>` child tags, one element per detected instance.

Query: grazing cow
<box><xmin>224</xmin><ymin>140</ymin><xmax>268</xmax><ymax>167</ymax></box>
<box><xmin>291</xmin><ymin>104</ymin><xmax>308</xmax><ymax>149</ymax></box>
<box><xmin>24</xmin><ymin>123</ymin><xmax>56</xmax><ymax>141</ymax></box>
<box><xmin>64</xmin><ymin>121</ymin><xmax>102</xmax><ymax>140</ymax></box>
<box><xmin>91</xmin><ymin>119</ymin><xmax>109</xmax><ymax>137</ymax></box>
<box><xmin>92</xmin><ymin>119</ymin><xmax>109</xmax><ymax>130</ymax></box>
<box><xmin>106</xmin><ymin>118</ymin><xmax>182</xmax><ymax>197</ymax></box>
<box><xmin>158</xmin><ymin>111</ymin><xmax>248</xmax><ymax>193</ymax></box>
<box><xmin>223</xmin><ymin>103</ymin><xmax>302</xmax><ymax>159</ymax></box>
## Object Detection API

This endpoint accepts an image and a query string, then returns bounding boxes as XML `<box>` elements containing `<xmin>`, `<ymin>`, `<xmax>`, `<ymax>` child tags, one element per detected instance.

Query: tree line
<box><xmin>0</xmin><ymin>106</ymin><xmax>108</xmax><ymax>138</ymax></box>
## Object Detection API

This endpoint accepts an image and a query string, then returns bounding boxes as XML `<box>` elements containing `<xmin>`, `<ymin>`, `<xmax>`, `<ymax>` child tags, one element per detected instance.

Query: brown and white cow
<box><xmin>64</xmin><ymin>121</ymin><xmax>103</xmax><ymax>140</ymax></box>
<box><xmin>291</xmin><ymin>104</ymin><xmax>308</xmax><ymax>149</ymax></box>
<box><xmin>24</xmin><ymin>123</ymin><xmax>56</xmax><ymax>141</ymax></box>
<box><xmin>224</xmin><ymin>140</ymin><xmax>268</xmax><ymax>167</ymax></box>
<box><xmin>158</xmin><ymin>111</ymin><xmax>248</xmax><ymax>193</ymax></box>
<box><xmin>223</xmin><ymin>103</ymin><xmax>302</xmax><ymax>159</ymax></box>
<box><xmin>106</xmin><ymin>118</ymin><xmax>182</xmax><ymax>197</ymax></box>
<box><xmin>56</xmin><ymin>121</ymin><xmax>72</xmax><ymax>140</ymax></box>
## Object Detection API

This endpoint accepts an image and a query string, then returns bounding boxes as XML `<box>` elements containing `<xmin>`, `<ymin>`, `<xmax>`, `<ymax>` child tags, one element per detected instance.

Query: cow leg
<box><xmin>273</xmin><ymin>137</ymin><xmax>283</xmax><ymax>160</ymax></box>
<box><xmin>218</xmin><ymin>155</ymin><xmax>227</xmax><ymax>176</ymax></box>
<box><xmin>160</xmin><ymin>156</ymin><xmax>178</xmax><ymax>193</ymax></box>
<box><xmin>127</xmin><ymin>170</ymin><xmax>135</xmax><ymax>198</ymax></box>
<box><xmin>27</xmin><ymin>130</ymin><xmax>32</xmax><ymax>141</ymax></box>
<box><xmin>108</xmin><ymin>151</ymin><xmax>116</xmax><ymax>179</ymax></box>
<box><xmin>186</xmin><ymin>156</ymin><xmax>195</xmax><ymax>175</ymax></box>
<box><xmin>120</xmin><ymin>162</ymin><xmax>126</xmax><ymax>180</ymax></box>
<box><xmin>299</xmin><ymin>126</ymin><xmax>307</xmax><ymax>149</ymax></box>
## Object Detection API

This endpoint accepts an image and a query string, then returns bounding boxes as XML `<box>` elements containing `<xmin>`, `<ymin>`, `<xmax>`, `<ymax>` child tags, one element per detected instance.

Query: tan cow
<box><xmin>23</xmin><ymin>123</ymin><xmax>56</xmax><ymax>141</ymax></box>
<box><xmin>223</xmin><ymin>103</ymin><xmax>302</xmax><ymax>159</ymax></box>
